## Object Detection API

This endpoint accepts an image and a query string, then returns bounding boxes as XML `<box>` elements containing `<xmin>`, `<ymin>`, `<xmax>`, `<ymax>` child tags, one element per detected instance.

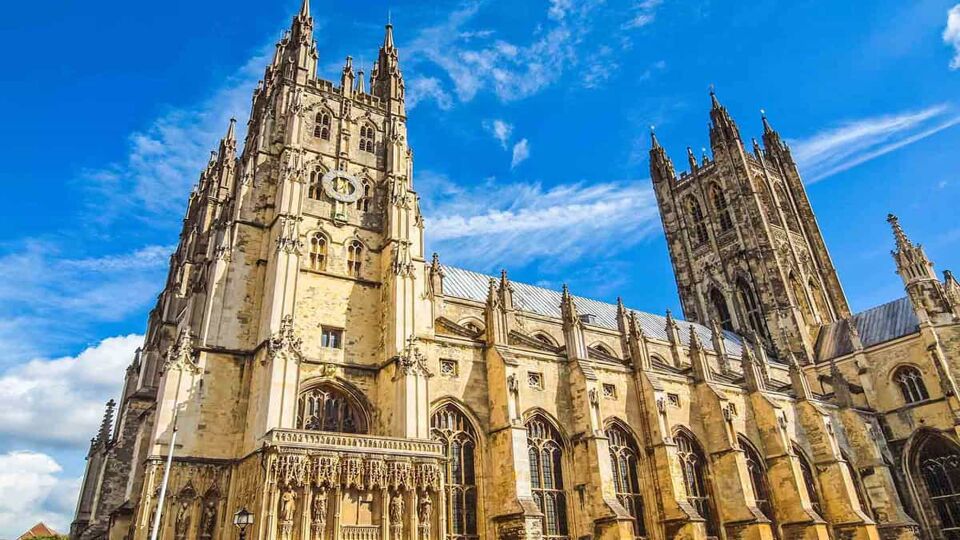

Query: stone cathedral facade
<box><xmin>71</xmin><ymin>3</ymin><xmax>960</xmax><ymax>540</ymax></box>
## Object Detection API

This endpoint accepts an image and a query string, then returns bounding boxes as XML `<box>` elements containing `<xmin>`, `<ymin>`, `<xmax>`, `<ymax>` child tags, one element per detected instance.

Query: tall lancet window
<box><xmin>314</xmin><ymin>110</ymin><xmax>331</xmax><ymax>140</ymax></box>
<box><xmin>676</xmin><ymin>431</ymin><xmax>717</xmax><ymax>537</ymax></box>
<box><xmin>308</xmin><ymin>169</ymin><xmax>324</xmax><ymax>200</ymax></box>
<box><xmin>360</xmin><ymin>124</ymin><xmax>376</xmax><ymax>153</ymax></box>
<box><xmin>309</xmin><ymin>233</ymin><xmax>327</xmax><ymax>271</ymax></box>
<box><xmin>775</xmin><ymin>183</ymin><xmax>801</xmax><ymax>233</ymax></box>
<box><xmin>357</xmin><ymin>181</ymin><xmax>372</xmax><ymax>212</ymax></box>
<box><xmin>740</xmin><ymin>437</ymin><xmax>776</xmax><ymax>526</ymax></box>
<box><xmin>894</xmin><ymin>366</ymin><xmax>929</xmax><ymax>404</ymax></box>
<box><xmin>296</xmin><ymin>383</ymin><xmax>366</xmax><ymax>433</ymax></box>
<box><xmin>346</xmin><ymin>240</ymin><xmax>363</xmax><ymax>277</ymax></box>
<box><xmin>709</xmin><ymin>183</ymin><xmax>734</xmax><ymax>232</ymax></box>
<box><xmin>607</xmin><ymin>423</ymin><xmax>646</xmax><ymax>538</ymax></box>
<box><xmin>685</xmin><ymin>196</ymin><xmax>709</xmax><ymax>246</ymax></box>
<box><xmin>795</xmin><ymin>446</ymin><xmax>823</xmax><ymax>516</ymax></box>
<box><xmin>737</xmin><ymin>277</ymin><xmax>767</xmax><ymax>339</ymax></box>
<box><xmin>527</xmin><ymin>417</ymin><xmax>568</xmax><ymax>538</ymax></box>
<box><xmin>710</xmin><ymin>288</ymin><xmax>733</xmax><ymax>331</ymax></box>
<box><xmin>916</xmin><ymin>434</ymin><xmax>960</xmax><ymax>539</ymax></box>
<box><xmin>431</xmin><ymin>405</ymin><xmax>479</xmax><ymax>539</ymax></box>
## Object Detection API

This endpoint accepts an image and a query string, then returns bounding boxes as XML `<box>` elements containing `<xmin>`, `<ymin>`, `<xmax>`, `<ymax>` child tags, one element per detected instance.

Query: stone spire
<box><xmin>280</xmin><ymin>0</ymin><xmax>317</xmax><ymax>83</ymax></box>
<box><xmin>341</xmin><ymin>56</ymin><xmax>356</xmax><ymax>94</ymax></box>
<box><xmin>708</xmin><ymin>89</ymin><xmax>741</xmax><ymax>146</ymax></box>
<box><xmin>649</xmin><ymin>127</ymin><xmax>676</xmax><ymax>184</ymax></box>
<box><xmin>740</xmin><ymin>342</ymin><xmax>767</xmax><ymax>392</ymax></box>
<box><xmin>760</xmin><ymin>109</ymin><xmax>785</xmax><ymax>152</ymax></box>
<box><xmin>686</xmin><ymin>146</ymin><xmax>698</xmax><ymax>172</ymax></box>
<box><xmin>688</xmin><ymin>326</ymin><xmax>713</xmax><ymax>383</ymax></box>
<box><xmin>356</xmin><ymin>67</ymin><xmax>366</xmax><ymax>94</ymax></box>
<box><xmin>561</xmin><ymin>285</ymin><xmax>589</xmax><ymax>360</ymax></box>
<box><xmin>371</xmin><ymin>21</ymin><xmax>405</xmax><ymax>111</ymax></box>
<box><xmin>888</xmin><ymin>213</ymin><xmax>954</xmax><ymax>320</ymax></box>
<box><xmin>788</xmin><ymin>354</ymin><xmax>812</xmax><ymax>401</ymax></box>
<box><xmin>97</xmin><ymin>399</ymin><xmax>116</xmax><ymax>445</ymax></box>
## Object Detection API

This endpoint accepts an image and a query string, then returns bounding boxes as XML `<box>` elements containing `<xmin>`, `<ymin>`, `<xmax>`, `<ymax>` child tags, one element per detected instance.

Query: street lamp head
<box><xmin>233</xmin><ymin>507</ymin><xmax>254</xmax><ymax>531</ymax></box>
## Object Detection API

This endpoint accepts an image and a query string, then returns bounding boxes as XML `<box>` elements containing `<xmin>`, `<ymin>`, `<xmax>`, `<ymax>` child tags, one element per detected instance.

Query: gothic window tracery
<box><xmin>894</xmin><ymin>366</ymin><xmax>929</xmax><ymax>404</ymax></box>
<box><xmin>775</xmin><ymin>183</ymin><xmax>800</xmax><ymax>233</ymax></box>
<box><xmin>737</xmin><ymin>277</ymin><xmax>767</xmax><ymax>339</ymax></box>
<box><xmin>740</xmin><ymin>437</ymin><xmax>775</xmax><ymax>525</ymax></box>
<box><xmin>795</xmin><ymin>446</ymin><xmax>823</xmax><ymax>516</ymax></box>
<box><xmin>710</xmin><ymin>288</ymin><xmax>733</xmax><ymax>331</ymax></box>
<box><xmin>357</xmin><ymin>181</ymin><xmax>372</xmax><ymax>212</ymax></box>
<box><xmin>676</xmin><ymin>430</ymin><xmax>717</xmax><ymax>537</ymax></box>
<box><xmin>915</xmin><ymin>434</ymin><xmax>960</xmax><ymax>539</ymax></box>
<box><xmin>809</xmin><ymin>278</ymin><xmax>831</xmax><ymax>322</ymax></box>
<box><xmin>347</xmin><ymin>240</ymin><xmax>363</xmax><ymax>277</ymax></box>
<box><xmin>685</xmin><ymin>195</ymin><xmax>709</xmax><ymax>246</ymax></box>
<box><xmin>308</xmin><ymin>169</ymin><xmax>324</xmax><ymax>200</ymax></box>
<box><xmin>709</xmin><ymin>183</ymin><xmax>734</xmax><ymax>232</ymax></box>
<box><xmin>607</xmin><ymin>423</ymin><xmax>646</xmax><ymax>538</ymax></box>
<box><xmin>296</xmin><ymin>383</ymin><xmax>366</xmax><ymax>433</ymax></box>
<box><xmin>789</xmin><ymin>273</ymin><xmax>815</xmax><ymax>329</ymax></box>
<box><xmin>756</xmin><ymin>177</ymin><xmax>782</xmax><ymax>226</ymax></box>
<box><xmin>431</xmin><ymin>405</ymin><xmax>479</xmax><ymax>539</ymax></box>
<box><xmin>359</xmin><ymin>124</ymin><xmax>376</xmax><ymax>153</ymax></box>
<box><xmin>314</xmin><ymin>110</ymin><xmax>332</xmax><ymax>140</ymax></box>
<box><xmin>309</xmin><ymin>233</ymin><xmax>328</xmax><ymax>271</ymax></box>
<box><xmin>527</xmin><ymin>416</ymin><xmax>568</xmax><ymax>538</ymax></box>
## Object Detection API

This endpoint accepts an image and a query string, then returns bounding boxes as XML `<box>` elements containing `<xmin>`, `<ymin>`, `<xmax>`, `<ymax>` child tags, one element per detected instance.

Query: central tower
<box><xmin>650</xmin><ymin>93</ymin><xmax>851</xmax><ymax>360</ymax></box>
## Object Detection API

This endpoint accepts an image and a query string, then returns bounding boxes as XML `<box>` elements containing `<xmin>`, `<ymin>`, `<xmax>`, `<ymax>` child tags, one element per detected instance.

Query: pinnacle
<box><xmin>298</xmin><ymin>0</ymin><xmax>310</xmax><ymax>19</ymax></box>
<box><xmin>887</xmin><ymin>213</ymin><xmax>912</xmax><ymax>251</ymax></box>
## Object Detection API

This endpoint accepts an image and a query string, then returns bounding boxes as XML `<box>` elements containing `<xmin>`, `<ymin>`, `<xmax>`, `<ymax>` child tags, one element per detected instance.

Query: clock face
<box><xmin>320</xmin><ymin>170</ymin><xmax>362</xmax><ymax>203</ymax></box>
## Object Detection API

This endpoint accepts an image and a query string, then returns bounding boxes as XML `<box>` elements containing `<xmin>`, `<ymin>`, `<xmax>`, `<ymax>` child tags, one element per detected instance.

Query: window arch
<box><xmin>775</xmin><ymin>183</ymin><xmax>800</xmax><ymax>233</ymax></box>
<box><xmin>737</xmin><ymin>277</ymin><xmax>767</xmax><ymax>339</ymax></box>
<box><xmin>346</xmin><ymin>240</ymin><xmax>363</xmax><ymax>277</ymax></box>
<box><xmin>685</xmin><ymin>195</ymin><xmax>709</xmax><ymax>246</ymax></box>
<box><xmin>895</xmin><ymin>366</ymin><xmax>930</xmax><ymax>404</ymax></box>
<box><xmin>740</xmin><ymin>436</ymin><xmax>775</xmax><ymax>524</ymax></box>
<box><xmin>308</xmin><ymin>168</ymin><xmax>324</xmax><ymax>200</ymax></box>
<box><xmin>309</xmin><ymin>232</ymin><xmax>328</xmax><ymax>271</ymax></box>
<box><xmin>458</xmin><ymin>318</ymin><xmax>484</xmax><ymax>336</ymax></box>
<box><xmin>790</xmin><ymin>272</ymin><xmax>815</xmax><ymax>329</ymax></box>
<box><xmin>359</xmin><ymin>124</ymin><xmax>376</xmax><ymax>153</ymax></box>
<box><xmin>527</xmin><ymin>416</ymin><xmax>568</xmax><ymax>538</ymax></box>
<box><xmin>314</xmin><ymin>110</ymin><xmax>332</xmax><ymax>140</ymax></box>
<box><xmin>709</xmin><ymin>183</ymin><xmax>734</xmax><ymax>232</ymax></box>
<box><xmin>533</xmin><ymin>333</ymin><xmax>558</xmax><ymax>348</ymax></box>
<box><xmin>794</xmin><ymin>445</ymin><xmax>823</xmax><ymax>516</ymax></box>
<box><xmin>710</xmin><ymin>288</ymin><xmax>733</xmax><ymax>331</ymax></box>
<box><xmin>675</xmin><ymin>430</ymin><xmax>718</xmax><ymax>536</ymax></box>
<box><xmin>913</xmin><ymin>432</ymin><xmax>960</xmax><ymax>539</ymax></box>
<box><xmin>296</xmin><ymin>383</ymin><xmax>367</xmax><ymax>433</ymax></box>
<box><xmin>607</xmin><ymin>422</ymin><xmax>646</xmax><ymax>537</ymax></box>
<box><xmin>589</xmin><ymin>343</ymin><xmax>617</xmax><ymax>358</ymax></box>
<box><xmin>357</xmin><ymin>181</ymin><xmax>372</xmax><ymax>212</ymax></box>
<box><xmin>809</xmin><ymin>278</ymin><xmax>831</xmax><ymax>322</ymax></box>
<box><xmin>431</xmin><ymin>404</ymin><xmax>480</xmax><ymax>539</ymax></box>
<box><xmin>756</xmin><ymin>176</ymin><xmax>781</xmax><ymax>226</ymax></box>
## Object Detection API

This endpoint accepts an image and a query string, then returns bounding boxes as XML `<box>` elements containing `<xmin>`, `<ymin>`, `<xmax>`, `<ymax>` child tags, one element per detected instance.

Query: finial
<box><xmin>887</xmin><ymin>213</ymin><xmax>912</xmax><ymax>251</ymax></box>
<box><xmin>709</xmin><ymin>84</ymin><xmax>720</xmax><ymax>108</ymax></box>
<box><xmin>761</xmin><ymin>108</ymin><xmax>774</xmax><ymax>134</ymax></box>
<box><xmin>298</xmin><ymin>0</ymin><xmax>310</xmax><ymax>18</ymax></box>
<box><xmin>649</xmin><ymin>125</ymin><xmax>660</xmax><ymax>148</ymax></box>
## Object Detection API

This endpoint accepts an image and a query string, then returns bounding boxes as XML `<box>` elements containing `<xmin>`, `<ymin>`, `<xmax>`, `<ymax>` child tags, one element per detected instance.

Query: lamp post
<box><xmin>233</xmin><ymin>508</ymin><xmax>254</xmax><ymax>540</ymax></box>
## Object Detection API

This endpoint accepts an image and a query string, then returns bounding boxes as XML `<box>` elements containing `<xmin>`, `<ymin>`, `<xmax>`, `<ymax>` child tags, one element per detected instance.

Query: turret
<box><xmin>887</xmin><ymin>213</ymin><xmax>955</xmax><ymax>322</ymax></box>
<box><xmin>280</xmin><ymin>0</ymin><xmax>318</xmax><ymax>83</ymax></box>
<box><xmin>341</xmin><ymin>56</ymin><xmax>356</xmax><ymax>95</ymax></box>
<box><xmin>371</xmin><ymin>22</ymin><xmax>405</xmax><ymax>114</ymax></box>
<box><xmin>649</xmin><ymin>128</ymin><xmax>676</xmax><ymax>184</ymax></box>
<box><xmin>708</xmin><ymin>90</ymin><xmax>741</xmax><ymax>147</ymax></box>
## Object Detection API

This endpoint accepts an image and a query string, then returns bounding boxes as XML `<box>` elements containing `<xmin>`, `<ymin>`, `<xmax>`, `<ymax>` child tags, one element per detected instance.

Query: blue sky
<box><xmin>1</xmin><ymin>0</ymin><xmax>959</xmax><ymax>535</ymax></box>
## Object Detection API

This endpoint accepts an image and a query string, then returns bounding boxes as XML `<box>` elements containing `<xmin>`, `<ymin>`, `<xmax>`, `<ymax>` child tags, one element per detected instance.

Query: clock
<box><xmin>321</xmin><ymin>170</ymin><xmax>362</xmax><ymax>203</ymax></box>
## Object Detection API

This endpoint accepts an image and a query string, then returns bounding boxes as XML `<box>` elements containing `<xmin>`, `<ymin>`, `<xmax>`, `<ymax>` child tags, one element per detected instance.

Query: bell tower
<box><xmin>651</xmin><ymin>92</ymin><xmax>851</xmax><ymax>361</ymax></box>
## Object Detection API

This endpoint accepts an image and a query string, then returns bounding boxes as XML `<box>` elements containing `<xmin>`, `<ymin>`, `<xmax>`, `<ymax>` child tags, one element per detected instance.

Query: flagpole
<box><xmin>149</xmin><ymin>367</ymin><xmax>184</xmax><ymax>540</ymax></box>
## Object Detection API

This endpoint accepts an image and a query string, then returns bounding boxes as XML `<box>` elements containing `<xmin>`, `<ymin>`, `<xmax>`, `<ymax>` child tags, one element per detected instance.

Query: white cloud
<box><xmin>484</xmin><ymin>119</ymin><xmax>514</xmax><ymax>149</ymax></box>
<box><xmin>404</xmin><ymin>0</ymin><xmax>661</xmax><ymax>104</ymax></box>
<box><xmin>0</xmin><ymin>334</ymin><xmax>141</xmax><ymax>448</ymax></box>
<box><xmin>789</xmin><ymin>104</ymin><xmax>960</xmax><ymax>182</ymax></box>
<box><xmin>511</xmin><ymin>139</ymin><xmax>531</xmax><ymax>168</ymax></box>
<box><xmin>623</xmin><ymin>0</ymin><xmax>664</xmax><ymax>29</ymax></box>
<box><xmin>84</xmin><ymin>49</ymin><xmax>271</xmax><ymax>223</ymax></box>
<box><xmin>407</xmin><ymin>76</ymin><xmax>454</xmax><ymax>110</ymax></box>
<box><xmin>423</xmin><ymin>174</ymin><xmax>659</xmax><ymax>269</ymax></box>
<box><xmin>945</xmin><ymin>4</ymin><xmax>960</xmax><ymax>70</ymax></box>
<box><xmin>0</xmin><ymin>451</ymin><xmax>81</xmax><ymax>538</ymax></box>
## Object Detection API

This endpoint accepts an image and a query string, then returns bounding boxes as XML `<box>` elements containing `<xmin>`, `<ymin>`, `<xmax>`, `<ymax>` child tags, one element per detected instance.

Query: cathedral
<box><xmin>70</xmin><ymin>3</ymin><xmax>960</xmax><ymax>540</ymax></box>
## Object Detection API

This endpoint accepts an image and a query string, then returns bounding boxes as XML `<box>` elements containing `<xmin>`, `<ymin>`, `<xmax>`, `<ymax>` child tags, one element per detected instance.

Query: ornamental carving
<box><xmin>267</xmin><ymin>315</ymin><xmax>304</xmax><ymax>363</ymax></box>
<box><xmin>276</xmin><ymin>215</ymin><xmax>303</xmax><ymax>254</ymax></box>
<box><xmin>342</xmin><ymin>458</ymin><xmax>363</xmax><ymax>489</ymax></box>
<box><xmin>414</xmin><ymin>463</ymin><xmax>442</xmax><ymax>491</ymax></box>
<box><xmin>272</xmin><ymin>454</ymin><xmax>311</xmax><ymax>487</ymax></box>
<box><xmin>163</xmin><ymin>329</ymin><xmax>200</xmax><ymax>374</ymax></box>
<box><xmin>388</xmin><ymin>461</ymin><xmax>413</xmax><ymax>490</ymax></box>
<box><xmin>366</xmin><ymin>459</ymin><xmax>386</xmax><ymax>490</ymax></box>
<box><xmin>314</xmin><ymin>455</ymin><xmax>340</xmax><ymax>487</ymax></box>
<box><xmin>396</xmin><ymin>337</ymin><xmax>431</xmax><ymax>377</ymax></box>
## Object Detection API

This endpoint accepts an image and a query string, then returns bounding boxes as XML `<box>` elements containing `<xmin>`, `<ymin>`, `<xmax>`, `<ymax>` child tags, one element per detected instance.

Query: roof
<box><xmin>816</xmin><ymin>296</ymin><xmax>919</xmax><ymax>361</ymax></box>
<box><xmin>18</xmin><ymin>523</ymin><xmax>60</xmax><ymax>540</ymax></box>
<box><xmin>442</xmin><ymin>265</ymin><xmax>744</xmax><ymax>357</ymax></box>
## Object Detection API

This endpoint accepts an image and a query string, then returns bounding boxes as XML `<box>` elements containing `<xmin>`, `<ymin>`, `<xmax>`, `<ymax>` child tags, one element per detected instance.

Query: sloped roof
<box><xmin>816</xmin><ymin>296</ymin><xmax>919</xmax><ymax>361</ymax></box>
<box><xmin>19</xmin><ymin>523</ymin><xmax>60</xmax><ymax>540</ymax></box>
<box><xmin>442</xmin><ymin>265</ymin><xmax>744</xmax><ymax>357</ymax></box>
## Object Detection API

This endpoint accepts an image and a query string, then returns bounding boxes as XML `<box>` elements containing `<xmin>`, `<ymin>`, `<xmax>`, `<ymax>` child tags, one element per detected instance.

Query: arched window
<box><xmin>795</xmin><ymin>446</ymin><xmax>823</xmax><ymax>516</ymax></box>
<box><xmin>915</xmin><ymin>433</ymin><xmax>960</xmax><ymax>538</ymax></box>
<box><xmin>842</xmin><ymin>452</ymin><xmax>874</xmax><ymax>518</ymax></box>
<box><xmin>676</xmin><ymin>430</ymin><xmax>717</xmax><ymax>536</ymax></box>
<box><xmin>309</xmin><ymin>233</ymin><xmax>327</xmax><ymax>271</ymax></box>
<box><xmin>740</xmin><ymin>437</ymin><xmax>775</xmax><ymax>524</ymax></box>
<box><xmin>297</xmin><ymin>383</ymin><xmax>366</xmax><ymax>433</ymax></box>
<box><xmin>756</xmin><ymin>177</ymin><xmax>782</xmax><ymax>226</ymax></box>
<box><xmin>357</xmin><ymin>182</ymin><xmax>372</xmax><ymax>212</ymax></box>
<box><xmin>533</xmin><ymin>333</ymin><xmax>557</xmax><ymax>348</ymax></box>
<box><xmin>710</xmin><ymin>288</ymin><xmax>733</xmax><ymax>331</ymax></box>
<box><xmin>789</xmin><ymin>273</ymin><xmax>815</xmax><ymax>328</ymax></box>
<box><xmin>359</xmin><ymin>124</ymin><xmax>376</xmax><ymax>153</ymax></box>
<box><xmin>809</xmin><ymin>278</ymin><xmax>831</xmax><ymax>322</ymax></box>
<box><xmin>527</xmin><ymin>416</ymin><xmax>568</xmax><ymax>538</ymax></box>
<box><xmin>709</xmin><ymin>183</ymin><xmax>734</xmax><ymax>232</ymax></box>
<box><xmin>346</xmin><ymin>240</ymin><xmax>363</xmax><ymax>277</ymax></box>
<box><xmin>308</xmin><ymin>168</ymin><xmax>324</xmax><ymax>200</ymax></box>
<box><xmin>460</xmin><ymin>320</ymin><xmax>483</xmax><ymax>335</ymax></box>
<box><xmin>775</xmin><ymin>183</ymin><xmax>800</xmax><ymax>233</ymax></box>
<box><xmin>607</xmin><ymin>423</ymin><xmax>646</xmax><ymax>537</ymax></box>
<box><xmin>431</xmin><ymin>405</ymin><xmax>479</xmax><ymax>539</ymax></box>
<box><xmin>314</xmin><ymin>110</ymin><xmax>331</xmax><ymax>140</ymax></box>
<box><xmin>894</xmin><ymin>366</ymin><xmax>929</xmax><ymax>404</ymax></box>
<box><xmin>737</xmin><ymin>277</ymin><xmax>767</xmax><ymax>339</ymax></box>
<box><xmin>685</xmin><ymin>196</ymin><xmax>709</xmax><ymax>246</ymax></box>
<box><xmin>590</xmin><ymin>343</ymin><xmax>617</xmax><ymax>358</ymax></box>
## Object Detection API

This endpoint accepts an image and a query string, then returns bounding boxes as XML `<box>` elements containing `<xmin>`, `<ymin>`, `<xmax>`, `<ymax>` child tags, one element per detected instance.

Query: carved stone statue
<box><xmin>311</xmin><ymin>489</ymin><xmax>327</xmax><ymax>540</ymax></box>
<box><xmin>390</xmin><ymin>493</ymin><xmax>404</xmax><ymax>539</ymax></box>
<box><xmin>199</xmin><ymin>499</ymin><xmax>217</xmax><ymax>539</ymax></box>
<box><xmin>174</xmin><ymin>500</ymin><xmax>191</xmax><ymax>540</ymax></box>
<box><xmin>418</xmin><ymin>494</ymin><xmax>432</xmax><ymax>540</ymax></box>
<box><xmin>280</xmin><ymin>490</ymin><xmax>297</xmax><ymax>522</ymax></box>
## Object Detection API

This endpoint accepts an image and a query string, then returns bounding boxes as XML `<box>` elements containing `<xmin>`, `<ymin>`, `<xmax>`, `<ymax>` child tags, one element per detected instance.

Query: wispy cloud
<box><xmin>407</xmin><ymin>76</ymin><xmax>454</xmax><ymax>110</ymax></box>
<box><xmin>484</xmin><ymin>119</ymin><xmax>514</xmax><ymax>149</ymax></box>
<box><xmin>946</xmin><ymin>4</ymin><xmax>960</xmax><ymax>70</ymax></box>
<box><xmin>789</xmin><ymin>104</ymin><xmax>960</xmax><ymax>182</ymax></box>
<box><xmin>422</xmin><ymin>173</ymin><xmax>659</xmax><ymax>270</ymax></box>
<box><xmin>0</xmin><ymin>451</ymin><xmax>81</xmax><ymax>538</ymax></box>
<box><xmin>511</xmin><ymin>139</ymin><xmax>531</xmax><ymax>168</ymax></box>
<box><xmin>404</xmin><ymin>0</ymin><xmax>661</xmax><ymax>105</ymax></box>
<box><xmin>84</xmin><ymin>48</ymin><xmax>271</xmax><ymax>225</ymax></box>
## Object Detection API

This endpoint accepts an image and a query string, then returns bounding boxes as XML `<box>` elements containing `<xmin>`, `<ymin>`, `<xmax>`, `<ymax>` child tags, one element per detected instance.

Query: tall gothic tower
<box><xmin>650</xmin><ymin>93</ymin><xmax>851</xmax><ymax>360</ymax></box>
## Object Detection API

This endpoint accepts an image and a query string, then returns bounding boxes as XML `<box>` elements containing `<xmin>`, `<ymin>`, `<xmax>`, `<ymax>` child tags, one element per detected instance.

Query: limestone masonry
<box><xmin>70</xmin><ymin>3</ymin><xmax>960</xmax><ymax>540</ymax></box>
